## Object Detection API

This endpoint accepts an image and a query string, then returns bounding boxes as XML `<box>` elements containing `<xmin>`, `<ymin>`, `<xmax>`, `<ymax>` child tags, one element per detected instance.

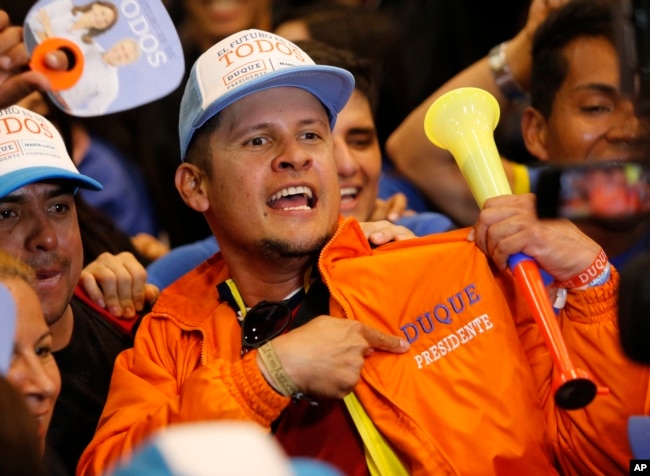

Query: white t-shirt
<box><xmin>26</xmin><ymin>0</ymin><xmax>87</xmax><ymax>44</ymax></box>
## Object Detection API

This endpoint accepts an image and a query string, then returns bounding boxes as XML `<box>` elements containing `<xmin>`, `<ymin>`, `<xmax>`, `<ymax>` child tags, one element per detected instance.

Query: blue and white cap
<box><xmin>0</xmin><ymin>283</ymin><xmax>16</xmax><ymax>376</ymax></box>
<box><xmin>178</xmin><ymin>29</ymin><xmax>355</xmax><ymax>160</ymax></box>
<box><xmin>0</xmin><ymin>105</ymin><xmax>102</xmax><ymax>198</ymax></box>
<box><xmin>629</xmin><ymin>415</ymin><xmax>650</xmax><ymax>459</ymax></box>
<box><xmin>109</xmin><ymin>421</ymin><xmax>343</xmax><ymax>476</ymax></box>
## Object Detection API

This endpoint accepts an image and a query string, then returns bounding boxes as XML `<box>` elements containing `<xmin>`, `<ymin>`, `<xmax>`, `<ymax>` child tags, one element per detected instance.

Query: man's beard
<box><xmin>260</xmin><ymin>233</ymin><xmax>332</xmax><ymax>259</ymax></box>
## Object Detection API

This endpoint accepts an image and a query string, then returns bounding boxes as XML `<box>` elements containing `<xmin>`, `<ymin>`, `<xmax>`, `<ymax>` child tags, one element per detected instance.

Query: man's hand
<box><xmin>264</xmin><ymin>316</ymin><xmax>409</xmax><ymax>399</ymax></box>
<box><xmin>507</xmin><ymin>0</ymin><xmax>570</xmax><ymax>92</ymax></box>
<box><xmin>369</xmin><ymin>192</ymin><xmax>415</xmax><ymax>223</ymax></box>
<box><xmin>0</xmin><ymin>10</ymin><xmax>68</xmax><ymax>108</ymax></box>
<box><xmin>131</xmin><ymin>232</ymin><xmax>170</xmax><ymax>262</ymax></box>
<box><xmin>469</xmin><ymin>194</ymin><xmax>602</xmax><ymax>281</ymax></box>
<box><xmin>359</xmin><ymin>219</ymin><xmax>415</xmax><ymax>245</ymax></box>
<box><xmin>78</xmin><ymin>252</ymin><xmax>159</xmax><ymax>318</ymax></box>
<box><xmin>523</xmin><ymin>0</ymin><xmax>570</xmax><ymax>42</ymax></box>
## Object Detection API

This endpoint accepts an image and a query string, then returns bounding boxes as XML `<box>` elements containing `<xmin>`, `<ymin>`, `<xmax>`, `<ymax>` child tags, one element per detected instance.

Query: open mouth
<box><xmin>267</xmin><ymin>185</ymin><xmax>316</xmax><ymax>211</ymax></box>
<box><xmin>33</xmin><ymin>268</ymin><xmax>62</xmax><ymax>293</ymax></box>
<box><xmin>35</xmin><ymin>268</ymin><xmax>60</xmax><ymax>280</ymax></box>
<box><xmin>201</xmin><ymin>0</ymin><xmax>243</xmax><ymax>8</ymax></box>
<box><xmin>340</xmin><ymin>186</ymin><xmax>360</xmax><ymax>203</ymax></box>
<box><xmin>200</xmin><ymin>0</ymin><xmax>245</xmax><ymax>16</ymax></box>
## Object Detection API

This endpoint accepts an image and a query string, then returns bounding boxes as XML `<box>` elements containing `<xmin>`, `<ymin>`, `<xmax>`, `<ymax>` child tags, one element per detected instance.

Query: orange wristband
<box><xmin>554</xmin><ymin>248</ymin><xmax>608</xmax><ymax>288</ymax></box>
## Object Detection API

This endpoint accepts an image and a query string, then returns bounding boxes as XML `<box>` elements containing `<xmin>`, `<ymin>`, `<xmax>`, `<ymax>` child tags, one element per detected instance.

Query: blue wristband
<box><xmin>587</xmin><ymin>262</ymin><xmax>611</xmax><ymax>288</ymax></box>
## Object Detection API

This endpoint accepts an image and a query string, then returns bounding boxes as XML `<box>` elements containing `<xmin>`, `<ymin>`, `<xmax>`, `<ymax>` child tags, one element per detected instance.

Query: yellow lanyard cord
<box><xmin>344</xmin><ymin>392</ymin><xmax>409</xmax><ymax>476</ymax></box>
<box><xmin>224</xmin><ymin>266</ymin><xmax>314</xmax><ymax>319</ymax></box>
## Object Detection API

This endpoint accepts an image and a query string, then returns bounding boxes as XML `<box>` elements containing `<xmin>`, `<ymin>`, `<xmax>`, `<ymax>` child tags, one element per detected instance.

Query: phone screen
<box><xmin>536</xmin><ymin>161</ymin><xmax>650</xmax><ymax>220</ymax></box>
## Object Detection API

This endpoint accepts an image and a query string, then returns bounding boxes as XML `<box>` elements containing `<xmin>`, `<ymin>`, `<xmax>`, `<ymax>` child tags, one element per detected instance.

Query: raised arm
<box><xmin>0</xmin><ymin>10</ymin><xmax>67</xmax><ymax>108</ymax></box>
<box><xmin>385</xmin><ymin>0</ymin><xmax>568</xmax><ymax>226</ymax></box>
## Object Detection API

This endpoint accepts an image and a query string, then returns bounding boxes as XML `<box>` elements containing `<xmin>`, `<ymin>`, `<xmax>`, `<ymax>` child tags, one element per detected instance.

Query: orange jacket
<box><xmin>78</xmin><ymin>219</ymin><xmax>648</xmax><ymax>476</ymax></box>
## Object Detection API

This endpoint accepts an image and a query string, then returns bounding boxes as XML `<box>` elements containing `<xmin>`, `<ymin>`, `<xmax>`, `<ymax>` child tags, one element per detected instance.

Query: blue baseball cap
<box><xmin>0</xmin><ymin>284</ymin><xmax>16</xmax><ymax>376</ymax></box>
<box><xmin>178</xmin><ymin>29</ymin><xmax>355</xmax><ymax>160</ymax></box>
<box><xmin>629</xmin><ymin>415</ymin><xmax>650</xmax><ymax>459</ymax></box>
<box><xmin>0</xmin><ymin>105</ymin><xmax>102</xmax><ymax>198</ymax></box>
<box><xmin>110</xmin><ymin>421</ymin><xmax>343</xmax><ymax>476</ymax></box>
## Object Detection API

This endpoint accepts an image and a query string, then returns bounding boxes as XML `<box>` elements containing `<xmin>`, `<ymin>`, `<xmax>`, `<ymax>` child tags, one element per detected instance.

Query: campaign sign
<box><xmin>23</xmin><ymin>0</ymin><xmax>184</xmax><ymax>117</ymax></box>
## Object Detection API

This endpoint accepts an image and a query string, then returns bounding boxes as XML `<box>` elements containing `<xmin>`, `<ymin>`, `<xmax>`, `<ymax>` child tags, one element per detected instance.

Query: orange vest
<box><xmin>78</xmin><ymin>218</ymin><xmax>648</xmax><ymax>476</ymax></box>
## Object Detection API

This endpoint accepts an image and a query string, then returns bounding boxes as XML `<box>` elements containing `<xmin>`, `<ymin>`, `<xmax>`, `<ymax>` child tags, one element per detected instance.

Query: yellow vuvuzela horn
<box><xmin>424</xmin><ymin>87</ymin><xmax>510</xmax><ymax>206</ymax></box>
<box><xmin>424</xmin><ymin>87</ymin><xmax>606</xmax><ymax>410</ymax></box>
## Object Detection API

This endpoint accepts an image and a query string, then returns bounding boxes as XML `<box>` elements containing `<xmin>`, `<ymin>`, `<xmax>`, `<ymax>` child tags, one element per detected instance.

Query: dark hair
<box><xmin>72</xmin><ymin>1</ymin><xmax>119</xmax><ymax>44</ymax></box>
<box><xmin>0</xmin><ymin>376</ymin><xmax>45</xmax><ymax>476</ymax></box>
<box><xmin>294</xmin><ymin>39</ymin><xmax>379</xmax><ymax>116</ymax></box>
<box><xmin>275</xmin><ymin>4</ymin><xmax>403</xmax><ymax>142</ymax></box>
<box><xmin>76</xmin><ymin>194</ymin><xmax>152</xmax><ymax>267</ymax></box>
<box><xmin>184</xmin><ymin>113</ymin><xmax>222</xmax><ymax>175</ymax></box>
<box><xmin>530</xmin><ymin>0</ymin><xmax>617</xmax><ymax>118</ymax></box>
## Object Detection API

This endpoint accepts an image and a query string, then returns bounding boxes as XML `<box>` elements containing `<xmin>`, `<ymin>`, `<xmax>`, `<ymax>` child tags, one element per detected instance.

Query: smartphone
<box><xmin>535</xmin><ymin>160</ymin><xmax>650</xmax><ymax>220</ymax></box>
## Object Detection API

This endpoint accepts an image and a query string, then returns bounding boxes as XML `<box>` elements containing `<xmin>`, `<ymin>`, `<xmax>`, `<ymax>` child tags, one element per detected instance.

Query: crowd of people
<box><xmin>1</xmin><ymin>0</ymin><xmax>649</xmax><ymax>475</ymax></box>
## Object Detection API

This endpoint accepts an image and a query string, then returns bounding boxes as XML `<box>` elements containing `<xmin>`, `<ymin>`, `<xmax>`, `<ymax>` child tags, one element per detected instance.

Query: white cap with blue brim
<box><xmin>0</xmin><ymin>105</ymin><xmax>102</xmax><ymax>197</ymax></box>
<box><xmin>178</xmin><ymin>29</ymin><xmax>355</xmax><ymax>160</ymax></box>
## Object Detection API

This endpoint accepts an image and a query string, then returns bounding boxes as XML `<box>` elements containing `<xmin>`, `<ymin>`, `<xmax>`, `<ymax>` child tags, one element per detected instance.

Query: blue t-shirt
<box><xmin>378</xmin><ymin>170</ymin><xmax>432</xmax><ymax>214</ymax></box>
<box><xmin>78</xmin><ymin>135</ymin><xmax>159</xmax><ymax>237</ymax></box>
<box><xmin>147</xmin><ymin>236</ymin><xmax>218</xmax><ymax>289</ymax></box>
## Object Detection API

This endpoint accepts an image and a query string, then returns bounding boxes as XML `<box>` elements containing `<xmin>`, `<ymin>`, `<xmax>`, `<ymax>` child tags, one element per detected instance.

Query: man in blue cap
<box><xmin>0</xmin><ymin>104</ymin><xmax>135</xmax><ymax>475</ymax></box>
